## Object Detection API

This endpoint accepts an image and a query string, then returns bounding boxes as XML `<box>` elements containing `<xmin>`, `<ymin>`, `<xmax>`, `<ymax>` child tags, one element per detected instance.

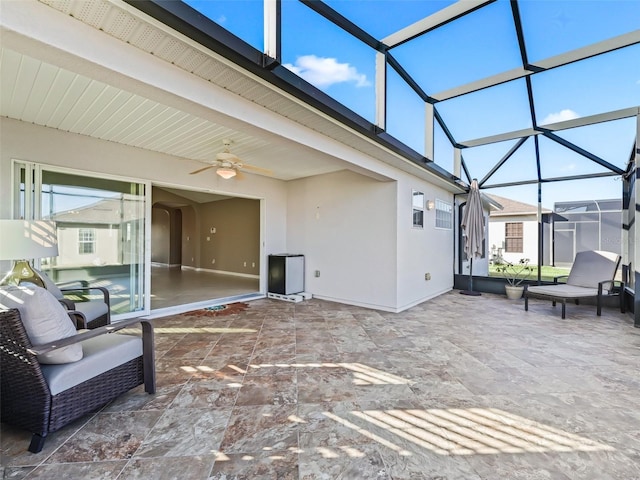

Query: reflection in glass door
<box><xmin>16</xmin><ymin>163</ymin><xmax>146</xmax><ymax>316</ymax></box>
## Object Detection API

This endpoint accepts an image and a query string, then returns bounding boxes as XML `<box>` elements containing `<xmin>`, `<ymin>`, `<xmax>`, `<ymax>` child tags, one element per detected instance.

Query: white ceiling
<box><xmin>0</xmin><ymin>45</ymin><xmax>348</xmax><ymax>181</ymax></box>
<box><xmin>1</xmin><ymin>0</ymin><xmax>453</xmax><ymax>187</ymax></box>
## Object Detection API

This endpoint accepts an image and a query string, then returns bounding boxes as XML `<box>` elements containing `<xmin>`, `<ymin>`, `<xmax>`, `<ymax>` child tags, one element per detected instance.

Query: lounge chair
<box><xmin>524</xmin><ymin>250</ymin><xmax>624</xmax><ymax>319</ymax></box>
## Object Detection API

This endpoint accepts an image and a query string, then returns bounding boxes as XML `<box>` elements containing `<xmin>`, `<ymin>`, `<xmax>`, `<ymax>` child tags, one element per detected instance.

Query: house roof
<box><xmin>51</xmin><ymin>197</ymin><xmax>142</xmax><ymax>225</ymax></box>
<box><xmin>487</xmin><ymin>194</ymin><xmax>551</xmax><ymax>217</ymax></box>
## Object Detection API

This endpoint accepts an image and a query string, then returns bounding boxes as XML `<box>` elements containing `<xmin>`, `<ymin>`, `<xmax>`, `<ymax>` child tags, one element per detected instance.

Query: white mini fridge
<box><xmin>268</xmin><ymin>254</ymin><xmax>304</xmax><ymax>295</ymax></box>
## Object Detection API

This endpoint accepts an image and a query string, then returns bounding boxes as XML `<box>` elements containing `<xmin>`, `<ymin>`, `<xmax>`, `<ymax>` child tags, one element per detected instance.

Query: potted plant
<box><xmin>495</xmin><ymin>258</ymin><xmax>533</xmax><ymax>299</ymax></box>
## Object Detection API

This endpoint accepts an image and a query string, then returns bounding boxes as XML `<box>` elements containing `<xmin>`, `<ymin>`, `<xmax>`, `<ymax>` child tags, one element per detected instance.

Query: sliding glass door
<box><xmin>15</xmin><ymin>162</ymin><xmax>147</xmax><ymax>316</ymax></box>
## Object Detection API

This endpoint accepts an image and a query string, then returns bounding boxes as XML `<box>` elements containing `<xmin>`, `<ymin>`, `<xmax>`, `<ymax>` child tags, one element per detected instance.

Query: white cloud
<box><xmin>541</xmin><ymin>109</ymin><xmax>580</xmax><ymax>125</ymax></box>
<box><xmin>283</xmin><ymin>55</ymin><xmax>371</xmax><ymax>89</ymax></box>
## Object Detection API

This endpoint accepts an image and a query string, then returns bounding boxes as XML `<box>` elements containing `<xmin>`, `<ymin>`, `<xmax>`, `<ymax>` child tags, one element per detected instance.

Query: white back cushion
<box><xmin>567</xmin><ymin>250</ymin><xmax>620</xmax><ymax>288</ymax></box>
<box><xmin>0</xmin><ymin>285</ymin><xmax>83</xmax><ymax>364</ymax></box>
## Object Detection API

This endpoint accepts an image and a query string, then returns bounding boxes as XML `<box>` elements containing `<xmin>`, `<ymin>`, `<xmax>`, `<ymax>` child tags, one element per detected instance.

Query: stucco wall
<box><xmin>286</xmin><ymin>169</ymin><xmax>456</xmax><ymax>312</ymax></box>
<box><xmin>396</xmin><ymin>176</ymin><xmax>456</xmax><ymax>310</ymax></box>
<box><xmin>286</xmin><ymin>170</ymin><xmax>398</xmax><ymax>310</ymax></box>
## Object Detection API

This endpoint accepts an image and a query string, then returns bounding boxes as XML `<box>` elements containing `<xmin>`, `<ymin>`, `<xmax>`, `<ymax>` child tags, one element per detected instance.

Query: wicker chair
<box><xmin>0</xmin><ymin>308</ymin><xmax>155</xmax><ymax>453</ymax></box>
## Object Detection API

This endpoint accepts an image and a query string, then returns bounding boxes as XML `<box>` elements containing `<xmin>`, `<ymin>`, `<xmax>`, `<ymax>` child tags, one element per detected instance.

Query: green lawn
<box><xmin>488</xmin><ymin>264</ymin><xmax>571</xmax><ymax>282</ymax></box>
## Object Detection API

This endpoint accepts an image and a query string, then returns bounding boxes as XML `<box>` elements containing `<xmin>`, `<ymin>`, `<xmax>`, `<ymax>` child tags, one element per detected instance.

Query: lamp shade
<box><xmin>0</xmin><ymin>220</ymin><xmax>59</xmax><ymax>260</ymax></box>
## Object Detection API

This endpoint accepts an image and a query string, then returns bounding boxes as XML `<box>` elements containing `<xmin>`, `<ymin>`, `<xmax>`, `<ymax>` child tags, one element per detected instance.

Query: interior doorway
<box><xmin>150</xmin><ymin>186</ymin><xmax>260</xmax><ymax>312</ymax></box>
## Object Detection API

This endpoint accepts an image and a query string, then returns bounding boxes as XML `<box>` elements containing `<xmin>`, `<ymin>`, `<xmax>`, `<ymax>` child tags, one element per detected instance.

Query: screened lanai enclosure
<box><xmin>1</xmin><ymin>0</ymin><xmax>638</xmax><ymax>321</ymax></box>
<box><xmin>127</xmin><ymin>0</ymin><xmax>639</xmax><ymax>323</ymax></box>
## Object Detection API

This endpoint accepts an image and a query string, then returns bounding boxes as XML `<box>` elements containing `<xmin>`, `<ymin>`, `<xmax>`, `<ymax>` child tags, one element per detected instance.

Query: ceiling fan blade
<box><xmin>241</xmin><ymin>164</ymin><xmax>273</xmax><ymax>176</ymax></box>
<box><xmin>189</xmin><ymin>165</ymin><xmax>215</xmax><ymax>175</ymax></box>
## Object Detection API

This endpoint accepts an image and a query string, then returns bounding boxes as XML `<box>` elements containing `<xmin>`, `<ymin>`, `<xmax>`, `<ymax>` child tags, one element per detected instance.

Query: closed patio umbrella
<box><xmin>461</xmin><ymin>179</ymin><xmax>484</xmax><ymax>296</ymax></box>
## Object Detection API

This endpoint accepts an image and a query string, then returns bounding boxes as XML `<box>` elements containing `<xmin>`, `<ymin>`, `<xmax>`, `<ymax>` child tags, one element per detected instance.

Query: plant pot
<box><xmin>505</xmin><ymin>285</ymin><xmax>524</xmax><ymax>300</ymax></box>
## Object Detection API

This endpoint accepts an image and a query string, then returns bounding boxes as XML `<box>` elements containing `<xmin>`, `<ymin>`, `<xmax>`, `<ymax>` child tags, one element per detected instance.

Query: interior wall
<box><xmin>150</xmin><ymin>187</ymin><xmax>260</xmax><ymax>275</ymax></box>
<box><xmin>181</xmin><ymin>205</ymin><xmax>198</xmax><ymax>268</ymax></box>
<box><xmin>151</xmin><ymin>207</ymin><xmax>171</xmax><ymax>264</ymax></box>
<box><xmin>287</xmin><ymin>170</ymin><xmax>398</xmax><ymax>311</ymax></box>
<box><xmin>198</xmin><ymin>197</ymin><xmax>260</xmax><ymax>275</ymax></box>
<box><xmin>150</xmin><ymin>187</ymin><xmax>200</xmax><ymax>268</ymax></box>
<box><xmin>169</xmin><ymin>209</ymin><xmax>183</xmax><ymax>265</ymax></box>
<box><xmin>150</xmin><ymin>205</ymin><xmax>182</xmax><ymax>266</ymax></box>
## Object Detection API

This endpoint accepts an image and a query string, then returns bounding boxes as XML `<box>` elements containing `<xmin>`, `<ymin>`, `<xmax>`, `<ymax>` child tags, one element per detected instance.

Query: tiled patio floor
<box><xmin>2</xmin><ymin>291</ymin><xmax>640</xmax><ymax>479</ymax></box>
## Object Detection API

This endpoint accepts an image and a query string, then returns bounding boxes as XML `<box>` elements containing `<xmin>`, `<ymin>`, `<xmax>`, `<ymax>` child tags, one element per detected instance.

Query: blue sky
<box><xmin>184</xmin><ymin>0</ymin><xmax>639</xmax><ymax>208</ymax></box>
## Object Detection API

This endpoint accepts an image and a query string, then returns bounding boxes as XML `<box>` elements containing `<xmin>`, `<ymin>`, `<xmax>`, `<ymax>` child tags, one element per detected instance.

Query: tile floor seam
<box><xmin>207</xmin><ymin>315</ymin><xmax>267</xmax><ymax>473</ymax></box>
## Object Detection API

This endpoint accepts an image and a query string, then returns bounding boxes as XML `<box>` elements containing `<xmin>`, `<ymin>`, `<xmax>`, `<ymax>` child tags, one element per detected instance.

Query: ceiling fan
<box><xmin>189</xmin><ymin>139</ymin><xmax>272</xmax><ymax>179</ymax></box>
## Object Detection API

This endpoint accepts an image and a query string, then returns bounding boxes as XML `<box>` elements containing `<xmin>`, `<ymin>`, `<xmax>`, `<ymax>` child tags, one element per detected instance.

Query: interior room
<box><xmin>150</xmin><ymin>186</ymin><xmax>260</xmax><ymax>312</ymax></box>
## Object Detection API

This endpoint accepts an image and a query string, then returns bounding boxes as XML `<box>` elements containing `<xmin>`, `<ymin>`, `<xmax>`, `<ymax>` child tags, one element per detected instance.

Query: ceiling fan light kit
<box><xmin>216</xmin><ymin>167</ymin><xmax>237</xmax><ymax>179</ymax></box>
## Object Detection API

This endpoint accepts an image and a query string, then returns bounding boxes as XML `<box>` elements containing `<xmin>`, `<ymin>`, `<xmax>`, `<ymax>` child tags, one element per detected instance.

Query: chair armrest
<box><xmin>56</xmin><ymin>279</ymin><xmax>90</xmax><ymax>289</ymax></box>
<box><xmin>58</xmin><ymin>298</ymin><xmax>77</xmax><ymax>310</ymax></box>
<box><xmin>59</xmin><ymin>285</ymin><xmax>110</xmax><ymax>304</ymax></box>
<box><xmin>598</xmin><ymin>279</ymin><xmax>625</xmax><ymax>294</ymax></box>
<box><xmin>27</xmin><ymin>317</ymin><xmax>152</xmax><ymax>356</ymax></box>
<box><xmin>553</xmin><ymin>275</ymin><xmax>569</xmax><ymax>284</ymax></box>
<box><xmin>66</xmin><ymin>310</ymin><xmax>89</xmax><ymax>329</ymax></box>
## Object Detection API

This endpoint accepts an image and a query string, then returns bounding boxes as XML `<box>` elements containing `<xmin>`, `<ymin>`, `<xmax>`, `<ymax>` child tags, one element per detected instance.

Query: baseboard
<box><xmin>310</xmin><ymin>294</ymin><xmax>398</xmax><ymax>313</ymax></box>
<box><xmin>395</xmin><ymin>287</ymin><xmax>453</xmax><ymax>312</ymax></box>
<box><xmin>312</xmin><ymin>287</ymin><xmax>453</xmax><ymax>313</ymax></box>
<box><xmin>180</xmin><ymin>265</ymin><xmax>259</xmax><ymax>279</ymax></box>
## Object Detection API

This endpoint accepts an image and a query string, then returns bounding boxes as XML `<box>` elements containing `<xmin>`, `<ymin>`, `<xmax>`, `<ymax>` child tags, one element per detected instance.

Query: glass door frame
<box><xmin>11</xmin><ymin>159</ymin><xmax>153</xmax><ymax>320</ymax></box>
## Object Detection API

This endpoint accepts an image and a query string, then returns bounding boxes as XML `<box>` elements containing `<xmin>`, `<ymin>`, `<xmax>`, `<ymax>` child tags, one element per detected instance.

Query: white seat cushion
<box><xmin>528</xmin><ymin>284</ymin><xmax>600</xmax><ymax>299</ymax></box>
<box><xmin>41</xmin><ymin>333</ymin><xmax>142</xmax><ymax>395</ymax></box>
<box><xmin>74</xmin><ymin>299</ymin><xmax>108</xmax><ymax>319</ymax></box>
<box><xmin>0</xmin><ymin>285</ymin><xmax>82</xmax><ymax>364</ymax></box>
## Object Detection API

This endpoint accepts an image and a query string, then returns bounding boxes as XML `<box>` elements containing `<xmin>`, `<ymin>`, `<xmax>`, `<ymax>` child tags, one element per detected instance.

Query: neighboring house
<box><xmin>553</xmin><ymin>199</ymin><xmax>622</xmax><ymax>266</ymax></box>
<box><xmin>488</xmin><ymin>195</ymin><xmax>553</xmax><ymax>266</ymax></box>
<box><xmin>489</xmin><ymin>196</ymin><xmax>623</xmax><ymax>267</ymax></box>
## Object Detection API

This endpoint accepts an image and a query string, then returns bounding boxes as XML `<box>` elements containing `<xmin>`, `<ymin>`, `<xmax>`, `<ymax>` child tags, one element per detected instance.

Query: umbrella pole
<box><xmin>460</xmin><ymin>257</ymin><xmax>481</xmax><ymax>296</ymax></box>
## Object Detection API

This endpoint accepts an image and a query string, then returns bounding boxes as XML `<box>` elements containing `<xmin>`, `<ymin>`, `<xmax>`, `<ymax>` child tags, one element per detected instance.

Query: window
<box><xmin>435</xmin><ymin>199</ymin><xmax>452</xmax><ymax>229</ymax></box>
<box><xmin>78</xmin><ymin>228</ymin><xmax>96</xmax><ymax>254</ymax></box>
<box><xmin>412</xmin><ymin>190</ymin><xmax>424</xmax><ymax>228</ymax></box>
<box><xmin>505</xmin><ymin>222</ymin><xmax>523</xmax><ymax>253</ymax></box>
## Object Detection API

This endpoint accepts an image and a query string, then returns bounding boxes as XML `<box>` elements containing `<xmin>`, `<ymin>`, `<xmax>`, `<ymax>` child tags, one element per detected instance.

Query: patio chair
<box><xmin>0</xmin><ymin>286</ymin><xmax>155</xmax><ymax>453</ymax></box>
<box><xmin>524</xmin><ymin>250</ymin><xmax>624</xmax><ymax>319</ymax></box>
<box><xmin>32</xmin><ymin>268</ymin><xmax>111</xmax><ymax>329</ymax></box>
